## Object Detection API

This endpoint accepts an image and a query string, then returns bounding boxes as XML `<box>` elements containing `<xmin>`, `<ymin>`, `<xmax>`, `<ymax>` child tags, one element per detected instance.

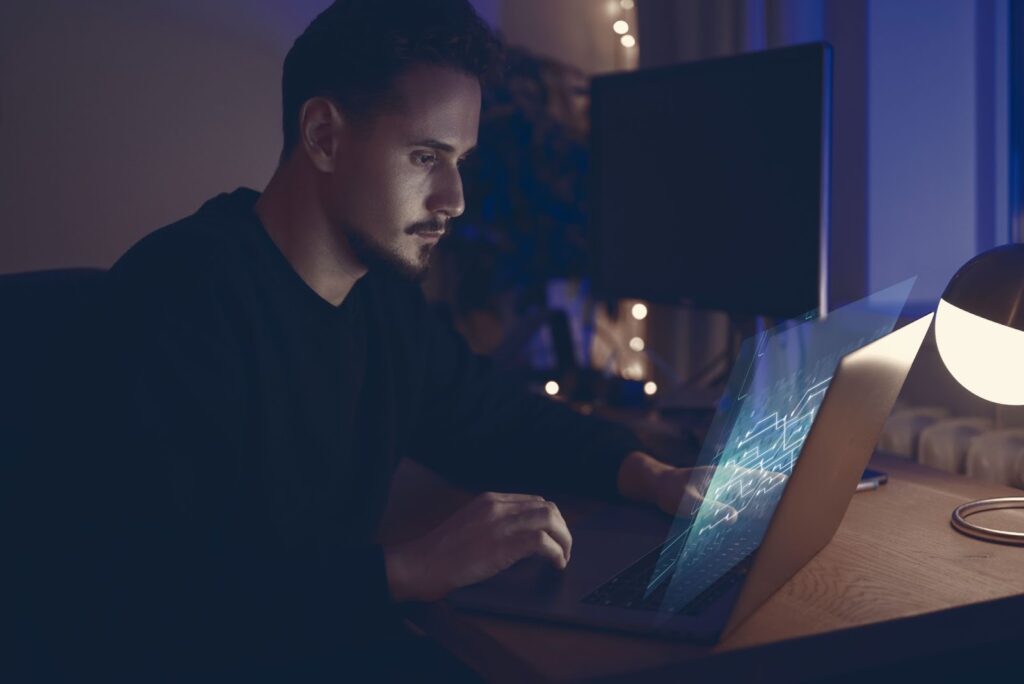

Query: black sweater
<box><xmin>48</xmin><ymin>188</ymin><xmax>642</xmax><ymax>676</ymax></box>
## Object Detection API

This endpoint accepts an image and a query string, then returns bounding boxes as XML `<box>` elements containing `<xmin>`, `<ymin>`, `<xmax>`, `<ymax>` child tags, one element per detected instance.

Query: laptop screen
<box><xmin>645</xmin><ymin>279</ymin><xmax>915</xmax><ymax>621</ymax></box>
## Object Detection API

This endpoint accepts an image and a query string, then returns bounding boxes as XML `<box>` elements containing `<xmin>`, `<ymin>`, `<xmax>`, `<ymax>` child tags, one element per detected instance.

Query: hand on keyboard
<box><xmin>652</xmin><ymin>465</ymin><xmax>740</xmax><ymax>522</ymax></box>
<box><xmin>383</xmin><ymin>492</ymin><xmax>572</xmax><ymax>602</ymax></box>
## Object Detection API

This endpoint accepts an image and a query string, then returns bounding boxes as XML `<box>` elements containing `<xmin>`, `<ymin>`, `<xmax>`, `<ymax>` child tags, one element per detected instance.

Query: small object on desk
<box><xmin>856</xmin><ymin>468</ymin><xmax>888</xmax><ymax>492</ymax></box>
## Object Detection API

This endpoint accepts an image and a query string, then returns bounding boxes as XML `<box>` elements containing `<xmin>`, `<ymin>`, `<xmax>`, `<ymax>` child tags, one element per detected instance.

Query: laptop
<box><xmin>448</xmin><ymin>291</ymin><xmax>930</xmax><ymax>643</ymax></box>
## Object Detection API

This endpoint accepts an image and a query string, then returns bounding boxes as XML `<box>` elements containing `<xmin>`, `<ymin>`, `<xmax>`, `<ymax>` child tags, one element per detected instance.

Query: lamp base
<box><xmin>950</xmin><ymin>497</ymin><xmax>1024</xmax><ymax>544</ymax></box>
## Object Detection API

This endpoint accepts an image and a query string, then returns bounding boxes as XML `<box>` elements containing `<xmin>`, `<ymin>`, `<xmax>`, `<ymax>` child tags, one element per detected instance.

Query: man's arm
<box><xmin>378</xmin><ymin>285</ymin><xmax>723</xmax><ymax>602</ymax></box>
<box><xmin>380</xmin><ymin>452</ymin><xmax>726</xmax><ymax>604</ymax></box>
<box><xmin>620</xmin><ymin>451</ymin><xmax>738</xmax><ymax>521</ymax></box>
<box><xmin>617</xmin><ymin>450</ymin><xmax>674</xmax><ymax>504</ymax></box>
<box><xmin>404</xmin><ymin>287</ymin><xmax>645</xmax><ymax>501</ymax></box>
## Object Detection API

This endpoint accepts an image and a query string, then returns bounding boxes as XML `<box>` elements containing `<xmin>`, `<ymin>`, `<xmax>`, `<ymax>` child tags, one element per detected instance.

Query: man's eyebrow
<box><xmin>408</xmin><ymin>138</ymin><xmax>477</xmax><ymax>157</ymax></box>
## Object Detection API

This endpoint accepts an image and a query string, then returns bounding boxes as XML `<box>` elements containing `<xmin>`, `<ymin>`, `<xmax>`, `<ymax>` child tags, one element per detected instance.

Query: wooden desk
<box><xmin>381</xmin><ymin>454</ymin><xmax>1024</xmax><ymax>683</ymax></box>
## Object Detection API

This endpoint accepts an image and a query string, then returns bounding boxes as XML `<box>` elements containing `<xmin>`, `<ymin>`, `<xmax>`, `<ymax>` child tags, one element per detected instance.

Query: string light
<box><xmin>544</xmin><ymin>380</ymin><xmax>560</xmax><ymax>396</ymax></box>
<box><xmin>612</xmin><ymin>2</ymin><xmax>638</xmax><ymax>59</ymax></box>
<box><xmin>622</xmin><ymin>362</ymin><xmax>644</xmax><ymax>380</ymax></box>
<box><xmin>629</xmin><ymin>336</ymin><xmax>645</xmax><ymax>352</ymax></box>
<box><xmin>631</xmin><ymin>302</ymin><xmax>648</xmax><ymax>320</ymax></box>
<box><xmin>644</xmin><ymin>381</ymin><xmax>658</xmax><ymax>396</ymax></box>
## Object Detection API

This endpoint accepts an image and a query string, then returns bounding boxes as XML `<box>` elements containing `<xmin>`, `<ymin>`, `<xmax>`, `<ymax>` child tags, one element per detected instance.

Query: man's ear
<box><xmin>298</xmin><ymin>96</ymin><xmax>345</xmax><ymax>173</ymax></box>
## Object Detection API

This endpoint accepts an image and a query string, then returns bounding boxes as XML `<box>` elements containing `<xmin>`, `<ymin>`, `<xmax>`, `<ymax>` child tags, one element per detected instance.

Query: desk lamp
<box><xmin>934</xmin><ymin>243</ymin><xmax>1024</xmax><ymax>543</ymax></box>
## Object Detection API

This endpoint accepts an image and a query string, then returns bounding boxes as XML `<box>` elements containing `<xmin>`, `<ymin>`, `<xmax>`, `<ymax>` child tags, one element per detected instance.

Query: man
<box><xmin>23</xmin><ymin>0</ymin><xmax>712</xmax><ymax>679</ymax></box>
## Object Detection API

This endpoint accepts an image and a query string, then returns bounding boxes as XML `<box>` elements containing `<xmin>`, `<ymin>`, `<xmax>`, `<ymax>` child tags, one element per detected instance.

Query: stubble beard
<box><xmin>345</xmin><ymin>224</ymin><xmax>433</xmax><ymax>283</ymax></box>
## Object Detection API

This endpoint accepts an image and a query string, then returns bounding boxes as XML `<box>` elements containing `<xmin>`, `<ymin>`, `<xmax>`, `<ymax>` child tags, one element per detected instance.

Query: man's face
<box><xmin>325</xmin><ymin>63</ymin><xmax>481</xmax><ymax>281</ymax></box>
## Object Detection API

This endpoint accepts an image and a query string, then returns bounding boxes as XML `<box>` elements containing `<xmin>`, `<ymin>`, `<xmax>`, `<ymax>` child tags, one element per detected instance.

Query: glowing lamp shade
<box><xmin>935</xmin><ymin>244</ymin><xmax>1024</xmax><ymax>406</ymax></box>
<box><xmin>935</xmin><ymin>299</ymin><xmax>1024</xmax><ymax>404</ymax></box>
<box><xmin>937</xmin><ymin>244</ymin><xmax>1024</xmax><ymax>545</ymax></box>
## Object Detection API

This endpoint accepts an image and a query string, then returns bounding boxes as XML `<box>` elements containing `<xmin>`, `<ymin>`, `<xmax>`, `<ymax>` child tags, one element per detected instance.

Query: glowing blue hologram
<box><xmin>644</xmin><ymin>278</ymin><xmax>916</xmax><ymax>616</ymax></box>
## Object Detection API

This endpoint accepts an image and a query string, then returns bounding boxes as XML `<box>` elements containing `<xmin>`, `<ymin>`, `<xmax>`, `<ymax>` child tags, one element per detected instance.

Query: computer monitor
<box><xmin>588</xmin><ymin>43</ymin><xmax>832</xmax><ymax>318</ymax></box>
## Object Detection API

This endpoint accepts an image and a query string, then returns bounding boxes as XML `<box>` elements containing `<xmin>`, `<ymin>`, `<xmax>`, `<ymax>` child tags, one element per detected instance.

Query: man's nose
<box><xmin>427</xmin><ymin>164</ymin><xmax>466</xmax><ymax>219</ymax></box>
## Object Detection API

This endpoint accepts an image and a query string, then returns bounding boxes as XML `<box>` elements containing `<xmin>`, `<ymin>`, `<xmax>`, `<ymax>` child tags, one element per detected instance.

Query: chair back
<box><xmin>0</xmin><ymin>268</ymin><xmax>108</xmax><ymax>451</ymax></box>
<box><xmin>0</xmin><ymin>268</ymin><xmax>108</xmax><ymax>676</ymax></box>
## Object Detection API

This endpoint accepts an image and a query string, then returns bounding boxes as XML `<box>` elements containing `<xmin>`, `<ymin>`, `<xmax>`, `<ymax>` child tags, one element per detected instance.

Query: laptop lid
<box><xmin>719</xmin><ymin>312</ymin><xmax>932</xmax><ymax>637</ymax></box>
<box><xmin>447</xmin><ymin>282</ymin><xmax>924</xmax><ymax>642</ymax></box>
<box><xmin>641</xmin><ymin>279</ymin><xmax>921</xmax><ymax>637</ymax></box>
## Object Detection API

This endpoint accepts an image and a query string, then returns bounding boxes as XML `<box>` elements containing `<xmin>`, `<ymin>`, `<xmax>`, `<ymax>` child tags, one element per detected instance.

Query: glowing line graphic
<box><xmin>643</xmin><ymin>279</ymin><xmax>914</xmax><ymax>616</ymax></box>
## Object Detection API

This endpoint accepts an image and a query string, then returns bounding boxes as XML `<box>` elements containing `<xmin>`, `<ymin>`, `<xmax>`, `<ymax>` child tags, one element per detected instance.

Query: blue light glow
<box><xmin>646</xmin><ymin>278</ymin><xmax>916</xmax><ymax>616</ymax></box>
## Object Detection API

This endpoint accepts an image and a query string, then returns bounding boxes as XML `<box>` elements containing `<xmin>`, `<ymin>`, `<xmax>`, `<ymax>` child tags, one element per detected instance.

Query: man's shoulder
<box><xmin>114</xmin><ymin>188</ymin><xmax>253</xmax><ymax>266</ymax></box>
<box><xmin>111</xmin><ymin>189</ymin><xmax>256</xmax><ymax>280</ymax></box>
<box><xmin>111</xmin><ymin>220</ymin><xmax>211</xmax><ymax>282</ymax></box>
<box><xmin>107</xmin><ymin>190</ymin><xmax>262</xmax><ymax>320</ymax></box>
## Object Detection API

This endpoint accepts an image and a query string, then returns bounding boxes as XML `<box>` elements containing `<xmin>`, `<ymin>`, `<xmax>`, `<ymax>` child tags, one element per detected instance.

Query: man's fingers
<box><xmin>499</xmin><ymin>501</ymin><xmax>572</xmax><ymax>562</ymax></box>
<box><xmin>471</xmin><ymin>493</ymin><xmax>574</xmax><ymax>566</ymax></box>
<box><xmin>477</xmin><ymin>492</ymin><xmax>547</xmax><ymax>504</ymax></box>
<box><xmin>512</xmin><ymin>529</ymin><xmax>568</xmax><ymax>570</ymax></box>
<box><xmin>706</xmin><ymin>499</ymin><xmax>740</xmax><ymax>524</ymax></box>
<box><xmin>686</xmin><ymin>483</ymin><xmax>740</xmax><ymax>523</ymax></box>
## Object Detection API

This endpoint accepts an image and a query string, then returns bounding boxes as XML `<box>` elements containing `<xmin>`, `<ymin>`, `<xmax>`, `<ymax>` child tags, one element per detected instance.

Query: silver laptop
<box><xmin>448</xmin><ymin>291</ymin><xmax>929</xmax><ymax>643</ymax></box>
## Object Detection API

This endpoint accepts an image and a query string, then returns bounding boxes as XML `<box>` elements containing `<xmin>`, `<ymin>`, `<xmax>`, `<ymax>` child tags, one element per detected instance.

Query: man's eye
<box><xmin>414</xmin><ymin>152</ymin><xmax>437</xmax><ymax>166</ymax></box>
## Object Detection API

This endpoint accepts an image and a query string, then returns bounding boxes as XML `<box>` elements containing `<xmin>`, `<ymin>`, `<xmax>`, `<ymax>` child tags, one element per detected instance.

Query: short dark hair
<box><xmin>280</xmin><ymin>0</ymin><xmax>503</xmax><ymax>161</ymax></box>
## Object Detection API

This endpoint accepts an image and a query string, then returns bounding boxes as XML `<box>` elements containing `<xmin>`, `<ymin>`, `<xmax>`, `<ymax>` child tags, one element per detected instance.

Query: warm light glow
<box><xmin>622</xmin><ymin>362</ymin><xmax>644</xmax><ymax>380</ymax></box>
<box><xmin>620</xmin><ymin>34</ymin><xmax>637</xmax><ymax>48</ymax></box>
<box><xmin>631</xmin><ymin>302</ymin><xmax>648</xmax><ymax>320</ymax></box>
<box><xmin>644</xmin><ymin>381</ymin><xmax>658</xmax><ymax>396</ymax></box>
<box><xmin>613</xmin><ymin>20</ymin><xmax>630</xmax><ymax>34</ymax></box>
<box><xmin>620</xmin><ymin>0</ymin><xmax>635</xmax><ymax>9</ymax></box>
<box><xmin>935</xmin><ymin>299</ymin><xmax>1024</xmax><ymax>405</ymax></box>
<box><xmin>544</xmin><ymin>380</ymin><xmax>560</xmax><ymax>396</ymax></box>
<box><xmin>629</xmin><ymin>336</ymin><xmax>645</xmax><ymax>352</ymax></box>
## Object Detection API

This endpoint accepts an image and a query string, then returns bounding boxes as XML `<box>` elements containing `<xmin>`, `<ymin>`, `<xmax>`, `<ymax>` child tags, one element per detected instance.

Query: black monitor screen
<box><xmin>589</xmin><ymin>43</ymin><xmax>830</xmax><ymax>318</ymax></box>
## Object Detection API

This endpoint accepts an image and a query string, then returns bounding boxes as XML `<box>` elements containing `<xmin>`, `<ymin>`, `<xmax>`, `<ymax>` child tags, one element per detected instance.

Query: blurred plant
<box><xmin>439</xmin><ymin>44</ymin><xmax>592</xmax><ymax>317</ymax></box>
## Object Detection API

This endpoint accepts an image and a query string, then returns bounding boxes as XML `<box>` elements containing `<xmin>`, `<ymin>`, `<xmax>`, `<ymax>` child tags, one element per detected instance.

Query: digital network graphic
<box><xmin>645</xmin><ymin>280</ymin><xmax>916</xmax><ymax>613</ymax></box>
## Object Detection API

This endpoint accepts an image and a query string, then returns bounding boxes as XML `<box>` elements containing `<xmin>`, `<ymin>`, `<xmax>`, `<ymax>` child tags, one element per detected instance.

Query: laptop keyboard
<box><xmin>581</xmin><ymin>535</ymin><xmax>755</xmax><ymax>615</ymax></box>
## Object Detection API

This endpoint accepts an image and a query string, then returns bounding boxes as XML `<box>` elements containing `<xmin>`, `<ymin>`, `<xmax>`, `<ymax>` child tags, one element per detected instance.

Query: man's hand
<box><xmin>618</xmin><ymin>451</ymin><xmax>739</xmax><ymax>521</ymax></box>
<box><xmin>383</xmin><ymin>492</ymin><xmax>572</xmax><ymax>603</ymax></box>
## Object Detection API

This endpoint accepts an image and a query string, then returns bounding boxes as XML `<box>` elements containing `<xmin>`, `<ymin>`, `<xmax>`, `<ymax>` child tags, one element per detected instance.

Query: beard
<box><xmin>345</xmin><ymin>223</ymin><xmax>436</xmax><ymax>283</ymax></box>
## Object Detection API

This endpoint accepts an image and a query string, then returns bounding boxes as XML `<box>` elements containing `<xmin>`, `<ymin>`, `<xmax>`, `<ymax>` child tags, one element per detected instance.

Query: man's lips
<box><xmin>415</xmin><ymin>229</ymin><xmax>445</xmax><ymax>242</ymax></box>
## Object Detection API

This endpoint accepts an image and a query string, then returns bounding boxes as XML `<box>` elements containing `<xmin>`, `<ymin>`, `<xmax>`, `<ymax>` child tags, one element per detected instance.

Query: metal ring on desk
<box><xmin>950</xmin><ymin>497</ymin><xmax>1024</xmax><ymax>544</ymax></box>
